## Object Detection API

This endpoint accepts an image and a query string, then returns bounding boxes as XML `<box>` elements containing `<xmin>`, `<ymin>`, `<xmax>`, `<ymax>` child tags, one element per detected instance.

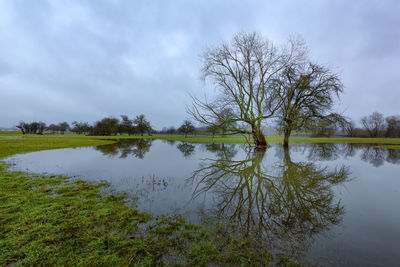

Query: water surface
<box><xmin>5</xmin><ymin>139</ymin><xmax>400</xmax><ymax>266</ymax></box>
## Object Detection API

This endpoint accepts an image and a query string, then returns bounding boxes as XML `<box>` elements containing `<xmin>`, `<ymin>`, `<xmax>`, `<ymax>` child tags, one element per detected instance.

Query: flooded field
<box><xmin>6</xmin><ymin>139</ymin><xmax>400</xmax><ymax>266</ymax></box>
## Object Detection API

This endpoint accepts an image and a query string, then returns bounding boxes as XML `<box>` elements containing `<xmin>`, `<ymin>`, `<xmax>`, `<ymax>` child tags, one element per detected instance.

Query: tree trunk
<box><xmin>252</xmin><ymin>130</ymin><xmax>267</xmax><ymax>147</ymax></box>
<box><xmin>18</xmin><ymin>127</ymin><xmax>25</xmax><ymax>135</ymax></box>
<box><xmin>283</xmin><ymin>124</ymin><xmax>292</xmax><ymax>148</ymax></box>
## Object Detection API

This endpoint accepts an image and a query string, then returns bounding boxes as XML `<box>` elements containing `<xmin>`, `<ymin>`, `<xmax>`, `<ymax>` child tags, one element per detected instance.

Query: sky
<box><xmin>0</xmin><ymin>0</ymin><xmax>399</xmax><ymax>129</ymax></box>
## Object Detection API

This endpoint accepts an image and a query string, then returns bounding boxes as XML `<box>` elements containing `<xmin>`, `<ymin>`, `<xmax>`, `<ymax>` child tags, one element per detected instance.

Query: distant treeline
<box><xmin>15</xmin><ymin>112</ymin><xmax>400</xmax><ymax>138</ymax></box>
<box><xmin>340</xmin><ymin>112</ymin><xmax>400</xmax><ymax>138</ymax></box>
<box><xmin>16</xmin><ymin>115</ymin><xmax>199</xmax><ymax>137</ymax></box>
<box><xmin>275</xmin><ymin>111</ymin><xmax>400</xmax><ymax>138</ymax></box>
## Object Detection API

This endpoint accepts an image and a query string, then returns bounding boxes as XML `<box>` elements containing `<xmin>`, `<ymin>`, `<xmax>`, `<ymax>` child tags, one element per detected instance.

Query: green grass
<box><xmin>0</xmin><ymin>134</ymin><xmax>115</xmax><ymax>159</ymax></box>
<box><xmin>0</xmin><ymin>132</ymin><xmax>296</xmax><ymax>266</ymax></box>
<box><xmin>2</xmin><ymin>131</ymin><xmax>399</xmax><ymax>153</ymax></box>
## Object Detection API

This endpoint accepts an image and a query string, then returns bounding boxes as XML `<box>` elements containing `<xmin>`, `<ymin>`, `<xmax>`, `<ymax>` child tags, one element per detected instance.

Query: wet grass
<box><xmin>0</xmin><ymin>134</ymin><xmax>115</xmax><ymax>158</ymax></box>
<box><xmin>0</xmin><ymin>132</ymin><xmax>298</xmax><ymax>266</ymax></box>
<box><xmin>2</xmin><ymin>131</ymin><xmax>400</xmax><ymax>151</ymax></box>
<box><xmin>1</xmin><ymin>170</ymin><xmax>279</xmax><ymax>266</ymax></box>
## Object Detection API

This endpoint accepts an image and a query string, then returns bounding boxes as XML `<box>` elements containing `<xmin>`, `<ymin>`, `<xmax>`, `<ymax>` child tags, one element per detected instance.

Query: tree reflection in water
<box><xmin>161</xmin><ymin>139</ymin><xmax>176</xmax><ymax>145</ymax></box>
<box><xmin>190</xmin><ymin>146</ymin><xmax>350</xmax><ymax>258</ymax></box>
<box><xmin>95</xmin><ymin>139</ymin><xmax>153</xmax><ymax>159</ymax></box>
<box><xmin>176</xmin><ymin>142</ymin><xmax>196</xmax><ymax>157</ymax></box>
<box><xmin>303</xmin><ymin>143</ymin><xmax>400</xmax><ymax>167</ymax></box>
<box><xmin>204</xmin><ymin>143</ymin><xmax>238</xmax><ymax>161</ymax></box>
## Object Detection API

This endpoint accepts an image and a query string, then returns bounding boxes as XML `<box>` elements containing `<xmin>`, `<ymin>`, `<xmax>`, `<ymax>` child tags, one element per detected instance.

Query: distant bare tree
<box><xmin>90</xmin><ymin>118</ymin><xmax>119</xmax><ymax>136</ymax></box>
<box><xmin>340</xmin><ymin>119</ymin><xmax>357</xmax><ymax>137</ymax></box>
<box><xmin>360</xmin><ymin>112</ymin><xmax>385</xmax><ymax>137</ymax></box>
<box><xmin>178</xmin><ymin>120</ymin><xmax>195</xmax><ymax>137</ymax></box>
<box><xmin>133</xmin><ymin>114</ymin><xmax>152</xmax><ymax>136</ymax></box>
<box><xmin>206</xmin><ymin>124</ymin><xmax>220</xmax><ymax>137</ymax></box>
<box><xmin>189</xmin><ymin>32</ymin><xmax>305</xmax><ymax>147</ymax></box>
<box><xmin>37</xmin><ymin>122</ymin><xmax>46</xmax><ymax>134</ymax></box>
<box><xmin>385</xmin><ymin>115</ymin><xmax>400</xmax><ymax>138</ymax></box>
<box><xmin>119</xmin><ymin>115</ymin><xmax>135</xmax><ymax>135</ymax></box>
<box><xmin>71</xmin><ymin>121</ymin><xmax>91</xmax><ymax>135</ymax></box>
<box><xmin>16</xmin><ymin>121</ymin><xmax>46</xmax><ymax>134</ymax></box>
<box><xmin>58</xmin><ymin>122</ymin><xmax>70</xmax><ymax>134</ymax></box>
<box><xmin>166</xmin><ymin>126</ymin><xmax>177</xmax><ymax>134</ymax></box>
<box><xmin>72</xmin><ymin>121</ymin><xmax>90</xmax><ymax>134</ymax></box>
<box><xmin>16</xmin><ymin>122</ymin><xmax>26</xmax><ymax>134</ymax></box>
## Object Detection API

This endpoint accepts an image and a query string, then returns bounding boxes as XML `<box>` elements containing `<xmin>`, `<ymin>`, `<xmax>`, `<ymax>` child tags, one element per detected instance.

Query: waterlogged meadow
<box><xmin>4</xmin><ymin>138</ymin><xmax>400</xmax><ymax>266</ymax></box>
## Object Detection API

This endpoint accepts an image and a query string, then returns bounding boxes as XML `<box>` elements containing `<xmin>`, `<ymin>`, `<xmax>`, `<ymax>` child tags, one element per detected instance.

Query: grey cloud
<box><xmin>0</xmin><ymin>0</ymin><xmax>399</xmax><ymax>128</ymax></box>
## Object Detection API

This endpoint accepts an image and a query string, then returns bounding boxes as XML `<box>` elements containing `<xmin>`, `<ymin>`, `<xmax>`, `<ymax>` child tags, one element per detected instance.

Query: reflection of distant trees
<box><xmin>95</xmin><ymin>139</ymin><xmax>153</xmax><ymax>159</ymax></box>
<box><xmin>303</xmin><ymin>143</ymin><xmax>400</xmax><ymax>167</ymax></box>
<box><xmin>190</xmin><ymin>147</ymin><xmax>349</xmax><ymax>258</ymax></box>
<box><xmin>306</xmin><ymin>143</ymin><xmax>341</xmax><ymax>161</ymax></box>
<box><xmin>360</xmin><ymin>146</ymin><xmax>385</xmax><ymax>167</ymax></box>
<box><xmin>204</xmin><ymin>143</ymin><xmax>238</xmax><ymax>161</ymax></box>
<box><xmin>176</xmin><ymin>142</ymin><xmax>195</xmax><ymax>157</ymax></box>
<box><xmin>161</xmin><ymin>139</ymin><xmax>176</xmax><ymax>146</ymax></box>
<box><xmin>387</xmin><ymin>149</ymin><xmax>400</xmax><ymax>164</ymax></box>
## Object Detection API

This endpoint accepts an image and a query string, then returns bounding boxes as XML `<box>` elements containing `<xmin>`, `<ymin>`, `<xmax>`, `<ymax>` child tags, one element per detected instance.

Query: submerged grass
<box><xmin>0</xmin><ymin>133</ymin><xmax>297</xmax><ymax>266</ymax></box>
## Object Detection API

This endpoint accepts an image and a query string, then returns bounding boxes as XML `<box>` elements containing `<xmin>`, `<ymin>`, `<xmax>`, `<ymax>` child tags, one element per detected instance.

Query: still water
<box><xmin>5</xmin><ymin>139</ymin><xmax>400</xmax><ymax>266</ymax></box>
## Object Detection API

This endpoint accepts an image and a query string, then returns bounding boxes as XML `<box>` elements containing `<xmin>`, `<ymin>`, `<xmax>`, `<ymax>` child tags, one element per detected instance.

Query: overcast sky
<box><xmin>0</xmin><ymin>0</ymin><xmax>399</xmax><ymax>129</ymax></box>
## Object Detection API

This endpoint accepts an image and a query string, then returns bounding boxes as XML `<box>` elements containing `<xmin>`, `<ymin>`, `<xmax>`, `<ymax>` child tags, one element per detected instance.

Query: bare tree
<box><xmin>308</xmin><ymin>114</ymin><xmax>344</xmax><ymax>137</ymax></box>
<box><xmin>189</xmin><ymin>32</ymin><xmax>305</xmax><ymax>147</ymax></box>
<box><xmin>166</xmin><ymin>126</ymin><xmax>177</xmax><ymax>135</ymax></box>
<box><xmin>133</xmin><ymin>114</ymin><xmax>152</xmax><ymax>136</ymax></box>
<box><xmin>16</xmin><ymin>122</ymin><xmax>26</xmax><ymax>134</ymax></box>
<box><xmin>340</xmin><ymin>119</ymin><xmax>356</xmax><ymax>137</ymax></box>
<box><xmin>118</xmin><ymin>115</ymin><xmax>135</xmax><ymax>135</ymax></box>
<box><xmin>360</xmin><ymin>112</ymin><xmax>385</xmax><ymax>137</ymax></box>
<box><xmin>385</xmin><ymin>115</ymin><xmax>400</xmax><ymax>138</ymax></box>
<box><xmin>274</xmin><ymin>41</ymin><xmax>344</xmax><ymax>146</ymax></box>
<box><xmin>90</xmin><ymin>117</ymin><xmax>119</xmax><ymax>136</ymax></box>
<box><xmin>37</xmin><ymin>122</ymin><xmax>46</xmax><ymax>134</ymax></box>
<box><xmin>178</xmin><ymin>120</ymin><xmax>195</xmax><ymax>137</ymax></box>
<box><xmin>47</xmin><ymin>123</ymin><xmax>59</xmax><ymax>134</ymax></box>
<box><xmin>58</xmin><ymin>122</ymin><xmax>70</xmax><ymax>134</ymax></box>
<box><xmin>16</xmin><ymin>121</ymin><xmax>46</xmax><ymax>134</ymax></box>
<box><xmin>71</xmin><ymin>121</ymin><xmax>91</xmax><ymax>135</ymax></box>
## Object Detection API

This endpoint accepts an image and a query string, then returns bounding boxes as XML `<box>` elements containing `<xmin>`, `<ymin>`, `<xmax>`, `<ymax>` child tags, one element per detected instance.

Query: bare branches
<box><xmin>273</xmin><ymin>49</ymin><xmax>343</xmax><ymax>145</ymax></box>
<box><xmin>191</xmin><ymin>32</ymin><xmax>343</xmax><ymax>147</ymax></box>
<box><xmin>192</xmin><ymin>32</ymin><xmax>309</xmax><ymax>146</ymax></box>
<box><xmin>360</xmin><ymin>112</ymin><xmax>386</xmax><ymax>137</ymax></box>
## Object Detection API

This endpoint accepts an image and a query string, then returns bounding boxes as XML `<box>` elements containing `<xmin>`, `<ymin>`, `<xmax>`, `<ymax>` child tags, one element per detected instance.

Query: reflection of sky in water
<box><xmin>5</xmin><ymin>140</ymin><xmax>400</xmax><ymax>266</ymax></box>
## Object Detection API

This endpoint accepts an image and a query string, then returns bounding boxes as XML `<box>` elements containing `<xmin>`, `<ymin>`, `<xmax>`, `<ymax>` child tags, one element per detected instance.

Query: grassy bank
<box><xmin>2</xmin><ymin>131</ymin><xmax>400</xmax><ymax>150</ymax></box>
<box><xmin>0</xmin><ymin>133</ymin><xmax>297</xmax><ymax>266</ymax></box>
<box><xmin>0</xmin><ymin>134</ymin><xmax>115</xmax><ymax>158</ymax></box>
